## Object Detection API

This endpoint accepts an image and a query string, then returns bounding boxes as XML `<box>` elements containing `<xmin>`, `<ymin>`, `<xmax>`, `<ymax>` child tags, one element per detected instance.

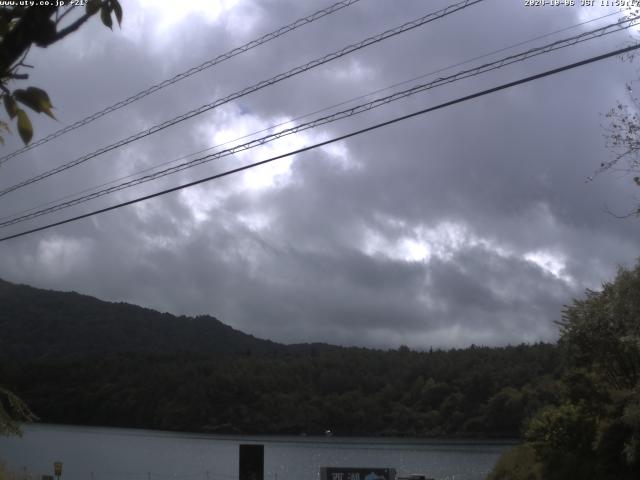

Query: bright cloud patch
<box><xmin>135</xmin><ymin>0</ymin><xmax>240</xmax><ymax>30</ymax></box>
<box><xmin>321</xmin><ymin>141</ymin><xmax>359</xmax><ymax>170</ymax></box>
<box><xmin>326</xmin><ymin>58</ymin><xmax>375</xmax><ymax>83</ymax></box>
<box><xmin>524</xmin><ymin>250</ymin><xmax>573</xmax><ymax>284</ymax></box>
<box><xmin>200</xmin><ymin>108</ymin><xmax>324</xmax><ymax>191</ymax></box>
<box><xmin>361</xmin><ymin>220</ymin><xmax>512</xmax><ymax>264</ymax></box>
<box><xmin>37</xmin><ymin>236</ymin><xmax>92</xmax><ymax>276</ymax></box>
<box><xmin>237</xmin><ymin>211</ymin><xmax>272</xmax><ymax>231</ymax></box>
<box><xmin>180</xmin><ymin>187</ymin><xmax>222</xmax><ymax>224</ymax></box>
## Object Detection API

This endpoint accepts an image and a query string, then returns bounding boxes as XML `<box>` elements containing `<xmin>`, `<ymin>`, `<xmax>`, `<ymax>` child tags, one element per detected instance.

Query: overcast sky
<box><xmin>0</xmin><ymin>0</ymin><xmax>639</xmax><ymax>349</ymax></box>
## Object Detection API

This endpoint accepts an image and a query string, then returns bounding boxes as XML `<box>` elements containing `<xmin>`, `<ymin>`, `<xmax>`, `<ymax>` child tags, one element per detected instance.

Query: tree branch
<box><xmin>50</xmin><ymin>2</ymin><xmax>107</xmax><ymax>43</ymax></box>
<box><xmin>55</xmin><ymin>5</ymin><xmax>76</xmax><ymax>26</ymax></box>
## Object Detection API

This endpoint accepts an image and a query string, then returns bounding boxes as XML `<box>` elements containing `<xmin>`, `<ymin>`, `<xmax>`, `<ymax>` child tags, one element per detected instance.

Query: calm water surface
<box><xmin>0</xmin><ymin>424</ymin><xmax>514</xmax><ymax>480</ymax></box>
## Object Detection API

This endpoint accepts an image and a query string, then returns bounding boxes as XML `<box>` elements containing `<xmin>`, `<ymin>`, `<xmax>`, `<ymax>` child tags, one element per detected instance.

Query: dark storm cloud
<box><xmin>0</xmin><ymin>0</ymin><xmax>638</xmax><ymax>348</ymax></box>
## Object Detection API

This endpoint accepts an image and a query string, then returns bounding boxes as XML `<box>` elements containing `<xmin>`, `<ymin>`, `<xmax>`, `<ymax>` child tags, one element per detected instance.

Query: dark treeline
<box><xmin>2</xmin><ymin>343</ymin><xmax>559</xmax><ymax>437</ymax></box>
<box><xmin>0</xmin><ymin>277</ymin><xmax>561</xmax><ymax>438</ymax></box>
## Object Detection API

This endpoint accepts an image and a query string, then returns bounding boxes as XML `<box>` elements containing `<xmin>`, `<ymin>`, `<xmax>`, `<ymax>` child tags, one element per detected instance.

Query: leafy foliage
<box><xmin>596</xmin><ymin>9</ymin><xmax>640</xmax><ymax>215</ymax></box>
<box><xmin>495</xmin><ymin>260</ymin><xmax>640</xmax><ymax>479</ymax></box>
<box><xmin>525</xmin><ymin>403</ymin><xmax>598</xmax><ymax>479</ymax></box>
<box><xmin>0</xmin><ymin>461</ymin><xmax>18</xmax><ymax>480</ymax></box>
<box><xmin>0</xmin><ymin>1</ymin><xmax>123</xmax><ymax>144</ymax></box>
<box><xmin>558</xmin><ymin>265</ymin><xmax>640</xmax><ymax>390</ymax></box>
<box><xmin>0</xmin><ymin>385</ymin><xmax>36</xmax><ymax>436</ymax></box>
<box><xmin>486</xmin><ymin>444</ymin><xmax>543</xmax><ymax>480</ymax></box>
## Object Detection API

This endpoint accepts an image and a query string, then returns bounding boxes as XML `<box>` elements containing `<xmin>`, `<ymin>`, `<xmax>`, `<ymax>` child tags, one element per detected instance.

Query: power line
<box><xmin>1</xmin><ymin>42</ymin><xmax>637</xmax><ymax>243</ymax></box>
<box><xmin>0</xmin><ymin>0</ymin><xmax>485</xmax><ymax>198</ymax></box>
<box><xmin>1</xmin><ymin>14</ymin><xmax>636</xmax><ymax>229</ymax></box>
<box><xmin>0</xmin><ymin>9</ymin><xmax>622</xmax><ymax>225</ymax></box>
<box><xmin>0</xmin><ymin>0</ymin><xmax>364</xmax><ymax>165</ymax></box>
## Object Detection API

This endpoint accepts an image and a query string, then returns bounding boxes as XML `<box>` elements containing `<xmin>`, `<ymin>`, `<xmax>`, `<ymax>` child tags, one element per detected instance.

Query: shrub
<box><xmin>486</xmin><ymin>444</ymin><xmax>543</xmax><ymax>480</ymax></box>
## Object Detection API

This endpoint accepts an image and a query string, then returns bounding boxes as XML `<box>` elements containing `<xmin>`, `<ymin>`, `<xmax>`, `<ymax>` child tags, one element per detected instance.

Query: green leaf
<box><xmin>4</xmin><ymin>95</ymin><xmax>18</xmax><ymax>119</ymax></box>
<box><xmin>100</xmin><ymin>4</ymin><xmax>113</xmax><ymax>30</ymax></box>
<box><xmin>111</xmin><ymin>0</ymin><xmax>123</xmax><ymax>26</ymax></box>
<box><xmin>13</xmin><ymin>87</ymin><xmax>55</xmax><ymax>118</ymax></box>
<box><xmin>13</xmin><ymin>89</ymin><xmax>41</xmax><ymax>113</ymax></box>
<box><xmin>26</xmin><ymin>86</ymin><xmax>55</xmax><ymax>119</ymax></box>
<box><xmin>16</xmin><ymin>109</ymin><xmax>33</xmax><ymax>145</ymax></box>
<box><xmin>86</xmin><ymin>0</ymin><xmax>101</xmax><ymax>15</ymax></box>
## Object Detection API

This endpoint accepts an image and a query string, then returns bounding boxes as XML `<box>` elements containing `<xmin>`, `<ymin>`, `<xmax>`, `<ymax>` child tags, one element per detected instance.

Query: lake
<box><xmin>0</xmin><ymin>424</ymin><xmax>514</xmax><ymax>480</ymax></box>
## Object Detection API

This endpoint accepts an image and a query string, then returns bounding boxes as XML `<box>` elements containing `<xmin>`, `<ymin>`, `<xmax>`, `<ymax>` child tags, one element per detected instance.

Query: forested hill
<box><xmin>0</xmin><ymin>278</ymin><xmax>334</xmax><ymax>359</ymax></box>
<box><xmin>1</xmin><ymin>278</ymin><xmax>561</xmax><ymax>438</ymax></box>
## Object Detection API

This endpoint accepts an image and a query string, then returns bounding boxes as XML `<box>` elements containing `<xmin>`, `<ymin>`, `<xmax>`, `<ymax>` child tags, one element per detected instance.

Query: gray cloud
<box><xmin>0</xmin><ymin>0</ymin><xmax>638</xmax><ymax>349</ymax></box>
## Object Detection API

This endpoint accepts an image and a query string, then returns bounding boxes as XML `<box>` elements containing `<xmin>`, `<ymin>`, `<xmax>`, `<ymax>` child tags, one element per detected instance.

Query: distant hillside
<box><xmin>0</xmin><ymin>278</ymin><xmax>562</xmax><ymax>438</ymax></box>
<box><xmin>0</xmin><ymin>278</ymin><xmax>332</xmax><ymax>359</ymax></box>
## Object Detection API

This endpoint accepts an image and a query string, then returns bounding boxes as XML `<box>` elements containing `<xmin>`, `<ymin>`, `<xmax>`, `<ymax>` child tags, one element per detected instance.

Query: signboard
<box><xmin>53</xmin><ymin>462</ymin><xmax>63</xmax><ymax>477</ymax></box>
<box><xmin>321</xmin><ymin>467</ymin><xmax>396</xmax><ymax>480</ymax></box>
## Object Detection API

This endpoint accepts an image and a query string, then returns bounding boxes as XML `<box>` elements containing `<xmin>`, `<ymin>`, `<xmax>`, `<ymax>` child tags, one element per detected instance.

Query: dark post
<box><xmin>53</xmin><ymin>462</ymin><xmax>62</xmax><ymax>480</ymax></box>
<box><xmin>239</xmin><ymin>444</ymin><xmax>264</xmax><ymax>480</ymax></box>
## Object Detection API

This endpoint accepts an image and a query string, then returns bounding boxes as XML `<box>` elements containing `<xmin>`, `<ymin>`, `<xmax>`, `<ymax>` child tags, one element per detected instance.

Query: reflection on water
<box><xmin>0</xmin><ymin>424</ymin><xmax>515</xmax><ymax>480</ymax></box>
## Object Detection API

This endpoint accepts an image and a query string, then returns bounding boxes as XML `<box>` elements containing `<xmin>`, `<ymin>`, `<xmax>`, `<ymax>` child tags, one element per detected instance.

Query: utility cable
<box><xmin>0</xmin><ymin>14</ymin><xmax>635</xmax><ymax>228</ymax></box>
<box><xmin>0</xmin><ymin>8</ymin><xmax>622</xmax><ymax>225</ymax></box>
<box><xmin>0</xmin><ymin>0</ymin><xmax>364</xmax><ymax>165</ymax></box>
<box><xmin>1</xmin><ymin>42</ymin><xmax>637</xmax><ymax>243</ymax></box>
<box><xmin>0</xmin><ymin>0</ymin><xmax>485</xmax><ymax>198</ymax></box>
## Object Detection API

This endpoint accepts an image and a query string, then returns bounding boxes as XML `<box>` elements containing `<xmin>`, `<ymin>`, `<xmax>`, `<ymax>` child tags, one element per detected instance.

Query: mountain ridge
<box><xmin>0</xmin><ymin>277</ymin><xmax>337</xmax><ymax>359</ymax></box>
